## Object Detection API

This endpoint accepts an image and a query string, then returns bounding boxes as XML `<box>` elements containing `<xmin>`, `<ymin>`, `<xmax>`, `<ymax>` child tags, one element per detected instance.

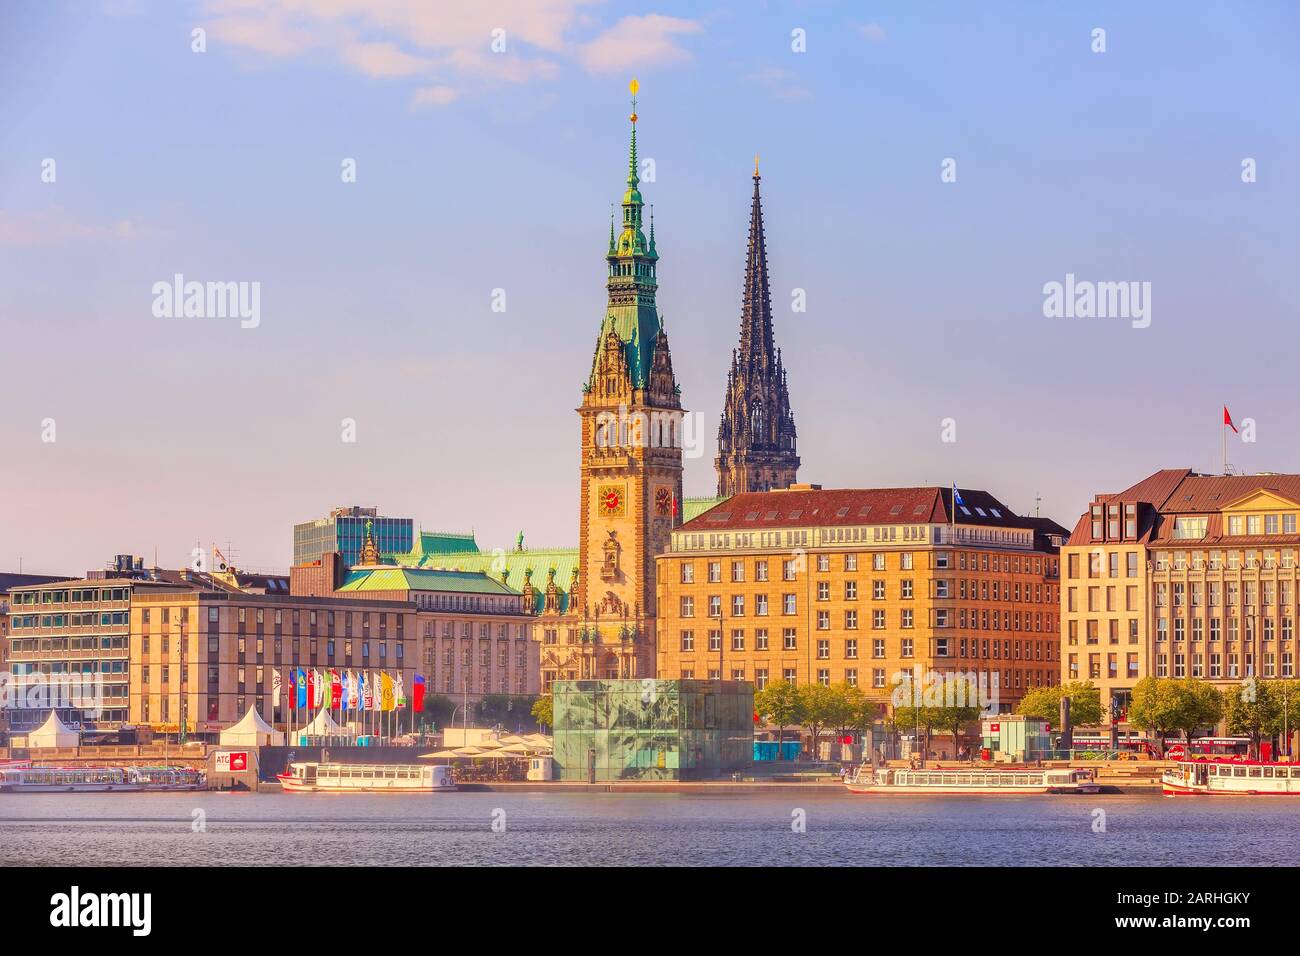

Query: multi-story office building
<box><xmin>6</xmin><ymin>557</ymin><xmax>538</xmax><ymax>737</ymax></box>
<box><xmin>656</xmin><ymin>485</ymin><xmax>1066</xmax><ymax>712</ymax></box>
<box><xmin>293</xmin><ymin>506</ymin><xmax>415</xmax><ymax>567</ymax></box>
<box><xmin>1061</xmin><ymin>468</ymin><xmax>1300</xmax><ymax>727</ymax></box>
<box><xmin>291</xmin><ymin>547</ymin><xmax>538</xmax><ymax>703</ymax></box>
<box><xmin>129</xmin><ymin>589</ymin><xmax>422</xmax><ymax>733</ymax></box>
<box><xmin>0</xmin><ymin>572</ymin><xmax>76</xmax><ymax>731</ymax></box>
<box><xmin>6</xmin><ymin>577</ymin><xmax>191</xmax><ymax>731</ymax></box>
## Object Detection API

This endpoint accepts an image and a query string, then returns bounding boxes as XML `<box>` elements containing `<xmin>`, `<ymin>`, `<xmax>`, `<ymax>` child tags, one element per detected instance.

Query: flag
<box><xmin>348</xmin><ymin>670</ymin><xmax>358</xmax><ymax>710</ymax></box>
<box><xmin>381</xmin><ymin>672</ymin><xmax>395</xmax><ymax>712</ymax></box>
<box><xmin>296</xmin><ymin>668</ymin><xmax>307</xmax><ymax>709</ymax></box>
<box><xmin>331</xmin><ymin>669</ymin><xmax>342</xmax><ymax>709</ymax></box>
<box><xmin>288</xmin><ymin>668</ymin><xmax>297</xmax><ymax>708</ymax></box>
<box><xmin>395</xmin><ymin>673</ymin><xmax>405</xmax><ymax>710</ymax></box>
<box><xmin>316</xmin><ymin>669</ymin><xmax>327</xmax><ymax>708</ymax></box>
<box><xmin>363</xmin><ymin>671</ymin><xmax>374</xmax><ymax>710</ymax></box>
<box><xmin>952</xmin><ymin>484</ymin><xmax>966</xmax><ymax>508</ymax></box>
<box><xmin>412</xmin><ymin>674</ymin><xmax>426</xmax><ymax>713</ymax></box>
<box><xmin>272</xmin><ymin>668</ymin><xmax>282</xmax><ymax>708</ymax></box>
<box><xmin>1224</xmin><ymin>405</ymin><xmax>1238</xmax><ymax>434</ymax></box>
<box><xmin>306</xmin><ymin>669</ymin><xmax>316</xmax><ymax>709</ymax></box>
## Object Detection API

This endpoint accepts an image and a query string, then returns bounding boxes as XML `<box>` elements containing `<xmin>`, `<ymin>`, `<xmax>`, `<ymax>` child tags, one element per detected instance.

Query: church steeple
<box><xmin>716</xmin><ymin>161</ymin><xmax>799</xmax><ymax>497</ymax></box>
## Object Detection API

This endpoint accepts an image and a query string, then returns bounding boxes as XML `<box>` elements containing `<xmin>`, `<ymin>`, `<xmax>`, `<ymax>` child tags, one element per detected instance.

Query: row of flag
<box><xmin>270</xmin><ymin>668</ymin><xmax>427</xmax><ymax>713</ymax></box>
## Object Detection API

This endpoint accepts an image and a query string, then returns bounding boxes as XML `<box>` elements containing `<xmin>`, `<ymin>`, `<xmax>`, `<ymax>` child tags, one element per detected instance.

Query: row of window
<box><xmin>677</xmin><ymin>630</ymin><xmax>1056</xmax><ymax>662</ymax></box>
<box><xmin>1070</xmin><ymin>651</ymin><xmax>1297</xmax><ymax>680</ymax></box>
<box><xmin>671</xmin><ymin>667</ymin><xmax>1056</xmax><ymax>692</ymax></box>
<box><xmin>679</xmin><ymin>550</ymin><xmax>1055</xmax><ymax>584</ymax></box>
<box><xmin>9</xmin><ymin>587</ymin><xmax>131</xmax><ymax>606</ymax></box>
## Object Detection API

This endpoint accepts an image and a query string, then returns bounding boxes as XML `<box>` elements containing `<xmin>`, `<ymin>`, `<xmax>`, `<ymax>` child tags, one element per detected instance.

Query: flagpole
<box><xmin>1222</xmin><ymin>417</ymin><xmax>1227</xmax><ymax>475</ymax></box>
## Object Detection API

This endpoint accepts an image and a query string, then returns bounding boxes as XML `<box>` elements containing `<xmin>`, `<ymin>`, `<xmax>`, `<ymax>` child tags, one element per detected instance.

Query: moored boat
<box><xmin>277</xmin><ymin>761</ymin><xmax>456</xmax><ymax>793</ymax></box>
<box><xmin>1162</xmin><ymin>759</ymin><xmax>1300</xmax><ymax>795</ymax></box>
<box><xmin>1</xmin><ymin>766</ymin><xmax>140</xmax><ymax>793</ymax></box>
<box><xmin>843</xmin><ymin>765</ymin><xmax>1100</xmax><ymax>795</ymax></box>
<box><xmin>0</xmin><ymin>765</ymin><xmax>205</xmax><ymax>793</ymax></box>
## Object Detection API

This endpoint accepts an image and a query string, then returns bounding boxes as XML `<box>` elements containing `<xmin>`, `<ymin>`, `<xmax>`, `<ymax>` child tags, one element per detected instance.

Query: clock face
<box><xmin>655</xmin><ymin>487</ymin><xmax>673</xmax><ymax>517</ymax></box>
<box><xmin>599</xmin><ymin>485</ymin><xmax>624</xmax><ymax>516</ymax></box>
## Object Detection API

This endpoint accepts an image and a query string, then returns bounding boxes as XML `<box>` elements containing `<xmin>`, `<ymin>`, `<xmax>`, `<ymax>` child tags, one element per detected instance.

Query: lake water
<box><xmin>2</xmin><ymin>791</ymin><xmax>1297</xmax><ymax>866</ymax></box>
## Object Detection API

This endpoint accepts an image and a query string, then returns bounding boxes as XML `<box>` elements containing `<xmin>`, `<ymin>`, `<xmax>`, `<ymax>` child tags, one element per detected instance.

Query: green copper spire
<box><xmin>590</xmin><ymin>78</ymin><xmax>662</xmax><ymax>390</ymax></box>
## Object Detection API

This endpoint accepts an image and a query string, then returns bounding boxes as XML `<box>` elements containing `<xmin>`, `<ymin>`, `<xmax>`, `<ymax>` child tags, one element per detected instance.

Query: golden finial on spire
<box><xmin>754</xmin><ymin>153</ymin><xmax>760</xmax><ymax>176</ymax></box>
<box><xmin>629</xmin><ymin>77</ymin><xmax>639</xmax><ymax>123</ymax></box>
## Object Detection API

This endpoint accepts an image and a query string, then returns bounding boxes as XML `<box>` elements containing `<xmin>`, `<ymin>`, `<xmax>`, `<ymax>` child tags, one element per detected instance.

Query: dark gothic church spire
<box><xmin>715</xmin><ymin>159</ymin><xmax>799</xmax><ymax>497</ymax></box>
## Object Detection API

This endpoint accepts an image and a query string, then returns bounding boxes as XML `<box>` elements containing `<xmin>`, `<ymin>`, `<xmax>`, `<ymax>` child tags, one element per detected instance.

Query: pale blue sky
<box><xmin>2</xmin><ymin>0</ymin><xmax>1298</xmax><ymax>574</ymax></box>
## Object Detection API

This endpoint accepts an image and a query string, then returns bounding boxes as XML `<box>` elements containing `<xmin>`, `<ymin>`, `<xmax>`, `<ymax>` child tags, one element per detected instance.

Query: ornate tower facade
<box><xmin>565</xmin><ymin>80</ymin><xmax>684</xmax><ymax>681</ymax></box>
<box><xmin>715</xmin><ymin>162</ymin><xmax>799</xmax><ymax>497</ymax></box>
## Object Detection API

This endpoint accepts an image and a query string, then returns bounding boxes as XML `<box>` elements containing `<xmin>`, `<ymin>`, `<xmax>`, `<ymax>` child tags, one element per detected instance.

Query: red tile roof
<box><xmin>684</xmin><ymin>486</ymin><xmax>1067</xmax><ymax>539</ymax></box>
<box><xmin>1065</xmin><ymin>469</ymin><xmax>1300</xmax><ymax>547</ymax></box>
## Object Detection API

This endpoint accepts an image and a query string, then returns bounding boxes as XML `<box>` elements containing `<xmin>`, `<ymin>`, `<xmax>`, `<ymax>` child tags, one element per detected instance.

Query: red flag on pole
<box><xmin>1224</xmin><ymin>405</ymin><xmax>1238</xmax><ymax>433</ymax></box>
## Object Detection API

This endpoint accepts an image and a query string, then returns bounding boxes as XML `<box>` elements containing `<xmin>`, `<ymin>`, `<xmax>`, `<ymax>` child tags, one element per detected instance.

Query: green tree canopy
<box><xmin>1016</xmin><ymin>681</ymin><xmax>1102</xmax><ymax>727</ymax></box>
<box><xmin>1223</xmin><ymin>679</ymin><xmax>1282</xmax><ymax>756</ymax></box>
<box><xmin>755</xmin><ymin>680</ymin><xmax>805</xmax><ymax>759</ymax></box>
<box><xmin>530</xmin><ymin>695</ymin><xmax>553</xmax><ymax>731</ymax></box>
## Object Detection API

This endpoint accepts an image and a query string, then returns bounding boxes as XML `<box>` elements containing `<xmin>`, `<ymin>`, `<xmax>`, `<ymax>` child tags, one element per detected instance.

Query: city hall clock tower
<box><xmin>574</xmin><ymin>79</ymin><xmax>684</xmax><ymax>680</ymax></box>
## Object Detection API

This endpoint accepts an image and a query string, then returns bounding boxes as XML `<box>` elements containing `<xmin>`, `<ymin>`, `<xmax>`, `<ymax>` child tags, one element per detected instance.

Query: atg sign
<box><xmin>215</xmin><ymin>751</ymin><xmax>249</xmax><ymax>773</ymax></box>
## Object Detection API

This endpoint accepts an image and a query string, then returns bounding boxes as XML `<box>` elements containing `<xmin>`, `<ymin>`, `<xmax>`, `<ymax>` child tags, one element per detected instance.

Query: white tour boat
<box><xmin>277</xmin><ymin>761</ymin><xmax>456</xmax><ymax>793</ymax></box>
<box><xmin>844</xmin><ymin>765</ymin><xmax>1101</xmax><ymax>795</ymax></box>
<box><xmin>1162</xmin><ymin>759</ymin><xmax>1300</xmax><ymax>795</ymax></box>
<box><xmin>0</xmin><ymin>765</ymin><xmax>205</xmax><ymax>793</ymax></box>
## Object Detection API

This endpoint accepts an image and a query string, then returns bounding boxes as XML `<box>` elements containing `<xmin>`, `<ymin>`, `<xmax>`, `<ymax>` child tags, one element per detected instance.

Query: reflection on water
<box><xmin>1</xmin><ymin>792</ymin><xmax>1296</xmax><ymax>866</ymax></box>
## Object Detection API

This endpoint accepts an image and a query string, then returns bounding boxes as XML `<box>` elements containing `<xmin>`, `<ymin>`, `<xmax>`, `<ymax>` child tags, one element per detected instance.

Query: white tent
<box><xmin>27</xmin><ymin>711</ymin><xmax>79</xmax><ymax>748</ymax></box>
<box><xmin>293</xmin><ymin>708</ymin><xmax>344</xmax><ymax>739</ymax></box>
<box><xmin>219</xmin><ymin>706</ymin><xmax>284</xmax><ymax>747</ymax></box>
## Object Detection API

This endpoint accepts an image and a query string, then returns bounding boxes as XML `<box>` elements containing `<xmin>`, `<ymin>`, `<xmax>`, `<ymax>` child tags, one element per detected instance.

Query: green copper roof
<box><xmin>385</xmin><ymin>529</ymin><xmax>478</xmax><ymax>565</ymax></box>
<box><xmin>419</xmin><ymin>547</ymin><xmax>580</xmax><ymax>615</ymax></box>
<box><xmin>683</xmin><ymin>496</ymin><xmax>731</xmax><ymax>522</ymax></box>
<box><xmin>338</xmin><ymin>567</ymin><xmax>517</xmax><ymax>596</ymax></box>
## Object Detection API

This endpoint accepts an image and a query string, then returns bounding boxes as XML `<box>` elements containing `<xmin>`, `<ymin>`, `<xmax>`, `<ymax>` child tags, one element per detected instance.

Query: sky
<box><xmin>2</xmin><ymin>0</ymin><xmax>1298</xmax><ymax>575</ymax></box>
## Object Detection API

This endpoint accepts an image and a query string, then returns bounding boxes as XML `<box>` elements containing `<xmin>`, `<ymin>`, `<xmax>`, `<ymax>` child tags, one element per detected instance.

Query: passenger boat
<box><xmin>0</xmin><ymin>765</ymin><xmax>205</xmax><ymax>793</ymax></box>
<box><xmin>277</xmin><ymin>762</ymin><xmax>456</xmax><ymax>793</ymax></box>
<box><xmin>843</xmin><ymin>765</ymin><xmax>1101</xmax><ymax>795</ymax></box>
<box><xmin>129</xmin><ymin>766</ymin><xmax>206</xmax><ymax>791</ymax></box>
<box><xmin>1162</xmin><ymin>759</ymin><xmax>1300</xmax><ymax>795</ymax></box>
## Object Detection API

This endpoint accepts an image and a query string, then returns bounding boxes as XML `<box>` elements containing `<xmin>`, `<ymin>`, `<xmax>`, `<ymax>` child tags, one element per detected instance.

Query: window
<box><xmin>680</xmin><ymin>563</ymin><xmax>694</xmax><ymax>584</ymax></box>
<box><xmin>783</xmin><ymin>629</ymin><xmax>797</xmax><ymax>651</ymax></box>
<box><xmin>680</xmin><ymin>631</ymin><xmax>694</xmax><ymax>652</ymax></box>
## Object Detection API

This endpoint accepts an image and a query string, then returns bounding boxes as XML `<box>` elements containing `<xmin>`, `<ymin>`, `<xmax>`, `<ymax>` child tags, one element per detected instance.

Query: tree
<box><xmin>1128</xmin><ymin>677</ymin><xmax>1182</xmax><ymax>751</ymax></box>
<box><xmin>822</xmin><ymin>683</ymin><xmax>871</xmax><ymax>760</ymax></box>
<box><xmin>935</xmin><ymin>703</ymin><xmax>983</xmax><ymax>760</ymax></box>
<box><xmin>1278</xmin><ymin>680</ymin><xmax>1300</xmax><ymax>758</ymax></box>
<box><xmin>421</xmin><ymin>693</ymin><xmax>456</xmax><ymax>730</ymax></box>
<box><xmin>1169</xmin><ymin>679</ymin><xmax>1224</xmax><ymax>745</ymax></box>
<box><xmin>1017</xmin><ymin>681</ymin><xmax>1102</xmax><ymax>727</ymax></box>
<box><xmin>891</xmin><ymin>705</ymin><xmax>943</xmax><ymax>763</ymax></box>
<box><xmin>1224</xmin><ymin>679</ymin><xmax>1282</xmax><ymax>759</ymax></box>
<box><xmin>798</xmin><ymin>683</ymin><xmax>839</xmax><ymax>762</ymax></box>
<box><xmin>755</xmin><ymin>680</ymin><xmax>804</xmax><ymax>759</ymax></box>
<box><xmin>531</xmin><ymin>695</ymin><xmax>553</xmax><ymax>732</ymax></box>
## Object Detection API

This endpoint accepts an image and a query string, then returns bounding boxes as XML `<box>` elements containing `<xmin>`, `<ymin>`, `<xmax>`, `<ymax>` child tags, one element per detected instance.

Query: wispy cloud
<box><xmin>748</xmin><ymin>67</ymin><xmax>812</xmax><ymax>102</ymax></box>
<box><xmin>578</xmin><ymin>14</ymin><xmax>703</xmax><ymax>74</ymax></box>
<box><xmin>200</xmin><ymin>1</ymin><xmax>703</xmax><ymax>101</ymax></box>
<box><xmin>412</xmin><ymin>85</ymin><xmax>459</xmax><ymax>109</ymax></box>
<box><xmin>0</xmin><ymin>208</ymin><xmax>168</xmax><ymax>245</ymax></box>
<box><xmin>859</xmin><ymin>22</ymin><xmax>887</xmax><ymax>42</ymax></box>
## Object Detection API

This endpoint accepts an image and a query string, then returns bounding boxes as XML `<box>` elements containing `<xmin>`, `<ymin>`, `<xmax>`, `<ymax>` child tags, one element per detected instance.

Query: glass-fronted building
<box><xmin>552</xmin><ymin>679</ymin><xmax>754</xmax><ymax>781</ymax></box>
<box><xmin>293</xmin><ymin>507</ymin><xmax>414</xmax><ymax>567</ymax></box>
